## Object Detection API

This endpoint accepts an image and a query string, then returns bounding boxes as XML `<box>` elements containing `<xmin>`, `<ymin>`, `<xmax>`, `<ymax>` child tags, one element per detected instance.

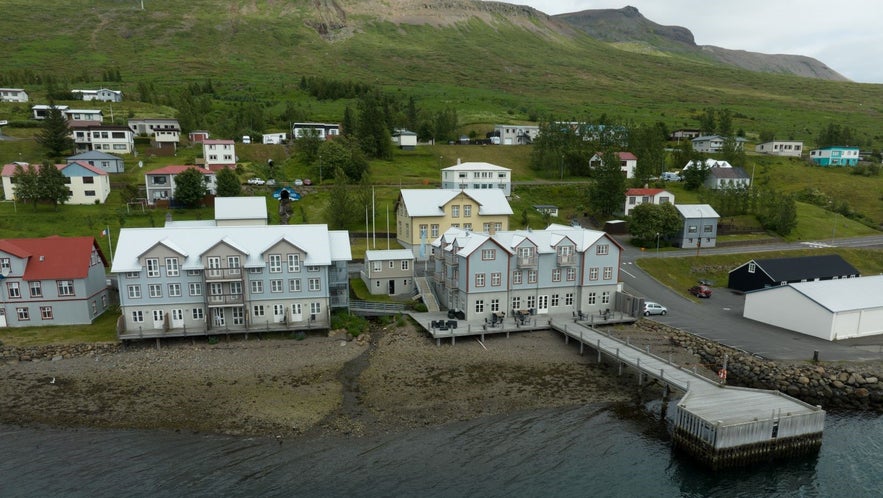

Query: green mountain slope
<box><xmin>1</xmin><ymin>0</ymin><xmax>881</xmax><ymax>146</ymax></box>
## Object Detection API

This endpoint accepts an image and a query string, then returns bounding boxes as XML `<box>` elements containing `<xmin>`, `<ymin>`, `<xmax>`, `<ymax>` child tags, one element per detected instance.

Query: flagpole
<box><xmin>386</xmin><ymin>204</ymin><xmax>390</xmax><ymax>250</ymax></box>
<box><xmin>105</xmin><ymin>225</ymin><xmax>114</xmax><ymax>259</ymax></box>
<box><xmin>372</xmin><ymin>186</ymin><xmax>376</xmax><ymax>249</ymax></box>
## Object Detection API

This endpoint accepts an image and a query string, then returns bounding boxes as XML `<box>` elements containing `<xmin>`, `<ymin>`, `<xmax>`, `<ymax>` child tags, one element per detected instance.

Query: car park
<box><xmin>643</xmin><ymin>302</ymin><xmax>668</xmax><ymax>316</ymax></box>
<box><xmin>247</xmin><ymin>177</ymin><xmax>265</xmax><ymax>185</ymax></box>
<box><xmin>294</xmin><ymin>179</ymin><xmax>304</xmax><ymax>186</ymax></box>
<box><xmin>266</xmin><ymin>179</ymin><xmax>277</xmax><ymax>186</ymax></box>
<box><xmin>688</xmin><ymin>284</ymin><xmax>713</xmax><ymax>298</ymax></box>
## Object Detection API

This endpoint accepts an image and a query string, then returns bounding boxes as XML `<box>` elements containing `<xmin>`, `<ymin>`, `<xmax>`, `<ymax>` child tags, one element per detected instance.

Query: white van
<box><xmin>242</xmin><ymin>135</ymin><xmax>251</xmax><ymax>144</ymax></box>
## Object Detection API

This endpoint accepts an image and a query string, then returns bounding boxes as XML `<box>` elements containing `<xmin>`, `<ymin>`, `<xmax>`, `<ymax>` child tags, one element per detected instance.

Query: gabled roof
<box><xmin>365</xmin><ymin>249</ymin><xmax>415</xmax><ymax>261</ymax></box>
<box><xmin>1</xmin><ymin>162</ymin><xmax>106</xmax><ymax>177</ymax></box>
<box><xmin>590</xmin><ymin>151</ymin><xmax>637</xmax><ymax>161</ymax></box>
<box><xmin>0</xmin><ymin>236</ymin><xmax>106</xmax><ymax>279</ymax></box>
<box><xmin>399</xmin><ymin>189</ymin><xmax>513</xmax><ymax>217</ymax></box>
<box><xmin>111</xmin><ymin>225</ymin><xmax>351</xmax><ymax>273</ymax></box>
<box><xmin>731</xmin><ymin>254</ymin><xmax>859</xmax><ymax>282</ymax></box>
<box><xmin>67</xmin><ymin>150</ymin><xmax>123</xmax><ymax>161</ymax></box>
<box><xmin>146</xmin><ymin>165</ymin><xmax>213</xmax><ymax>176</ymax></box>
<box><xmin>748</xmin><ymin>275</ymin><xmax>883</xmax><ymax>313</ymax></box>
<box><xmin>434</xmin><ymin>224</ymin><xmax>614</xmax><ymax>258</ymax></box>
<box><xmin>683</xmin><ymin>159</ymin><xmax>733</xmax><ymax>170</ymax></box>
<box><xmin>214</xmin><ymin>197</ymin><xmax>266</xmax><ymax>221</ymax></box>
<box><xmin>442</xmin><ymin>161</ymin><xmax>510</xmax><ymax>172</ymax></box>
<box><xmin>202</xmin><ymin>139</ymin><xmax>234</xmax><ymax>145</ymax></box>
<box><xmin>675</xmin><ymin>204</ymin><xmax>719</xmax><ymax>219</ymax></box>
<box><xmin>708</xmin><ymin>167</ymin><xmax>749</xmax><ymax>179</ymax></box>
<box><xmin>625</xmin><ymin>188</ymin><xmax>670</xmax><ymax>196</ymax></box>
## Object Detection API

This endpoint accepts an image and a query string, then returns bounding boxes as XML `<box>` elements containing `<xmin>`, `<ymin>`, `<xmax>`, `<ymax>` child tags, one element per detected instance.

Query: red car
<box><xmin>688</xmin><ymin>284</ymin><xmax>713</xmax><ymax>298</ymax></box>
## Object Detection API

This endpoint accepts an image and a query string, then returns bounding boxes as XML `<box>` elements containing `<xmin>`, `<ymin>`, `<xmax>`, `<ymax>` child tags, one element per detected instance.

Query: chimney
<box><xmin>457</xmin><ymin>158</ymin><xmax>461</xmax><ymax>165</ymax></box>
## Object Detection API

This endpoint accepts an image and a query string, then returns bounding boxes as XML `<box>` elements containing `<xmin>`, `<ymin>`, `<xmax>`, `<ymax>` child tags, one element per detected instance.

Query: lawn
<box><xmin>0</xmin><ymin>307</ymin><xmax>119</xmax><ymax>346</ymax></box>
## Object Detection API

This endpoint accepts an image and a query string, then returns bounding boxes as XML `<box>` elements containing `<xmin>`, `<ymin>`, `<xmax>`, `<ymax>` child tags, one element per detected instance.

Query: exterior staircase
<box><xmin>414</xmin><ymin>276</ymin><xmax>440</xmax><ymax>312</ymax></box>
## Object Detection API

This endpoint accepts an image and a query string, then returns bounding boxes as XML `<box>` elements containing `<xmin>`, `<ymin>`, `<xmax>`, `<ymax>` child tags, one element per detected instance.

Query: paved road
<box><xmin>617</xmin><ymin>234</ymin><xmax>883</xmax><ymax>362</ymax></box>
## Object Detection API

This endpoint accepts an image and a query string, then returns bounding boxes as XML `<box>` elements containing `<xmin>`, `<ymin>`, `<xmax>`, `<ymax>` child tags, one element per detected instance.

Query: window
<box><xmin>589</xmin><ymin>268</ymin><xmax>599</xmax><ymax>280</ymax></box>
<box><xmin>192</xmin><ymin>308</ymin><xmax>205</xmax><ymax>321</ymax></box>
<box><xmin>490</xmin><ymin>298</ymin><xmax>500</xmax><ymax>312</ymax></box>
<box><xmin>527</xmin><ymin>296</ymin><xmax>536</xmax><ymax>309</ymax></box>
<box><xmin>167</xmin><ymin>283</ymin><xmax>181</xmax><ymax>297</ymax></box>
<box><xmin>207</xmin><ymin>257</ymin><xmax>221</xmax><ymax>277</ymax></box>
<box><xmin>228</xmin><ymin>256</ymin><xmax>241</xmax><ymax>275</ymax></box>
<box><xmin>451</xmin><ymin>205</ymin><xmax>460</xmax><ymax>218</ymax></box>
<box><xmin>308</xmin><ymin>278</ymin><xmax>321</xmax><ymax>291</ymax></box>
<box><xmin>703</xmin><ymin>225</ymin><xmax>714</xmax><ymax>233</ymax></box>
<box><xmin>84</xmin><ymin>190</ymin><xmax>96</xmax><ymax>197</ymax></box>
<box><xmin>565</xmin><ymin>293</ymin><xmax>574</xmax><ymax>306</ymax></box>
<box><xmin>289</xmin><ymin>279</ymin><xmax>302</xmax><ymax>292</ymax></box>
<box><xmin>310</xmin><ymin>302</ymin><xmax>322</xmax><ymax>315</ymax></box>
<box><xmin>464</xmin><ymin>205</ymin><xmax>472</xmax><ymax>217</ymax></box>
<box><xmin>601</xmin><ymin>292</ymin><xmax>610</xmax><ymax>304</ymax></box>
<box><xmin>747</xmin><ymin>262</ymin><xmax>756</xmax><ymax>274</ymax></box>
<box><xmin>431</xmin><ymin>224</ymin><xmax>439</xmax><ymax>238</ymax></box>
<box><xmin>269</xmin><ymin>254</ymin><xmax>282</xmax><ymax>273</ymax></box>
<box><xmin>230</xmin><ymin>282</ymin><xmax>242</xmax><ymax>295</ymax></box>
<box><xmin>512</xmin><ymin>297</ymin><xmax>521</xmax><ymax>311</ymax></box>
<box><xmin>251</xmin><ymin>281</ymin><xmax>264</xmax><ymax>294</ymax></box>
<box><xmin>596</xmin><ymin>245</ymin><xmax>609</xmax><ymax>255</ymax></box>
<box><xmin>189</xmin><ymin>282</ymin><xmax>202</xmax><ymax>296</ymax></box>
<box><xmin>401</xmin><ymin>260</ymin><xmax>410</xmax><ymax>271</ymax></box>
<box><xmin>132</xmin><ymin>310</ymin><xmax>144</xmax><ymax>323</ymax></box>
<box><xmin>475</xmin><ymin>274</ymin><xmax>485</xmax><ymax>287</ymax></box>
<box><xmin>57</xmin><ymin>280</ymin><xmax>74</xmax><ymax>296</ymax></box>
<box><xmin>248</xmin><ymin>267</ymin><xmax>262</xmax><ymax>274</ymax></box>
<box><xmin>603</xmin><ymin>267</ymin><xmax>613</xmax><ymax>280</ymax></box>
<box><xmin>17</xmin><ymin>307</ymin><xmax>29</xmax><ymax>321</ymax></box>
<box><xmin>491</xmin><ymin>272</ymin><xmax>501</xmax><ymax>287</ymax></box>
<box><xmin>528</xmin><ymin>270</ymin><xmax>537</xmax><ymax>284</ymax></box>
<box><xmin>419</xmin><ymin>224</ymin><xmax>428</xmax><ymax>238</ymax></box>
<box><xmin>389</xmin><ymin>261</ymin><xmax>395</xmax><ymax>269</ymax></box>
<box><xmin>127</xmin><ymin>285</ymin><xmax>141</xmax><ymax>299</ymax></box>
<box><xmin>307</xmin><ymin>266</ymin><xmax>320</xmax><ymax>272</ymax></box>
<box><xmin>552</xmin><ymin>269</ymin><xmax>561</xmax><ymax>282</ymax></box>
<box><xmin>40</xmin><ymin>306</ymin><xmax>53</xmax><ymax>320</ymax></box>
<box><xmin>288</xmin><ymin>254</ymin><xmax>301</xmax><ymax>272</ymax></box>
<box><xmin>494</xmin><ymin>223</ymin><xmax>502</xmax><ymax>232</ymax></box>
<box><xmin>148</xmin><ymin>284</ymin><xmax>162</xmax><ymax>298</ymax></box>
<box><xmin>232</xmin><ymin>308</ymin><xmax>245</xmax><ymax>325</ymax></box>
<box><xmin>165</xmin><ymin>257</ymin><xmax>179</xmax><ymax>276</ymax></box>
<box><xmin>483</xmin><ymin>223</ymin><xmax>491</xmax><ymax>232</ymax></box>
<box><xmin>464</xmin><ymin>223</ymin><xmax>472</xmax><ymax>231</ymax></box>
<box><xmin>629</xmin><ymin>196</ymin><xmax>636</xmax><ymax>205</ymax></box>
<box><xmin>373</xmin><ymin>261</ymin><xmax>382</xmax><ymax>272</ymax></box>
<box><xmin>146</xmin><ymin>258</ymin><xmax>160</xmax><ymax>277</ymax></box>
<box><xmin>127</xmin><ymin>271</ymin><xmax>140</xmax><ymax>279</ymax></box>
<box><xmin>687</xmin><ymin>225</ymin><xmax>698</xmax><ymax>234</ymax></box>
<box><xmin>551</xmin><ymin>294</ymin><xmax>559</xmax><ymax>307</ymax></box>
<box><xmin>588</xmin><ymin>292</ymin><xmax>597</xmax><ymax>304</ymax></box>
<box><xmin>253</xmin><ymin>305</ymin><xmax>265</xmax><ymax>317</ymax></box>
<box><xmin>512</xmin><ymin>271</ymin><xmax>523</xmax><ymax>285</ymax></box>
<box><xmin>7</xmin><ymin>282</ymin><xmax>20</xmax><ymax>298</ymax></box>
<box><xmin>271</xmin><ymin>279</ymin><xmax>284</xmax><ymax>293</ymax></box>
<box><xmin>0</xmin><ymin>258</ymin><xmax>9</xmax><ymax>273</ymax></box>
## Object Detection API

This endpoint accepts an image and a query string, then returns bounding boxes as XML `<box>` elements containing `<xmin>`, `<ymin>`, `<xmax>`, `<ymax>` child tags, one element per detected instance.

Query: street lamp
<box><xmin>655</xmin><ymin>232</ymin><xmax>660</xmax><ymax>257</ymax></box>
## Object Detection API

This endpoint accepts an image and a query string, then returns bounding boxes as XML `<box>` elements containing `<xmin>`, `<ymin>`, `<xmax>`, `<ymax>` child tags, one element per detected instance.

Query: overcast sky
<box><xmin>504</xmin><ymin>0</ymin><xmax>882</xmax><ymax>84</ymax></box>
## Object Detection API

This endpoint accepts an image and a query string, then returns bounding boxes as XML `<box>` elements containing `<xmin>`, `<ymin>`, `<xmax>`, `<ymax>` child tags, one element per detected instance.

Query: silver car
<box><xmin>643</xmin><ymin>301</ymin><xmax>668</xmax><ymax>316</ymax></box>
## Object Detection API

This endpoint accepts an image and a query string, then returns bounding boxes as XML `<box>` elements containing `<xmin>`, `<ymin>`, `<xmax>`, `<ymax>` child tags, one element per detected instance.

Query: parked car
<box><xmin>303</xmin><ymin>178</ymin><xmax>312</xmax><ymax>186</ymax></box>
<box><xmin>688</xmin><ymin>284</ymin><xmax>713</xmax><ymax>298</ymax></box>
<box><xmin>266</xmin><ymin>179</ymin><xmax>277</xmax><ymax>186</ymax></box>
<box><xmin>643</xmin><ymin>302</ymin><xmax>668</xmax><ymax>316</ymax></box>
<box><xmin>294</xmin><ymin>178</ymin><xmax>304</xmax><ymax>186</ymax></box>
<box><xmin>662</xmin><ymin>171</ymin><xmax>682</xmax><ymax>181</ymax></box>
<box><xmin>247</xmin><ymin>177</ymin><xmax>265</xmax><ymax>185</ymax></box>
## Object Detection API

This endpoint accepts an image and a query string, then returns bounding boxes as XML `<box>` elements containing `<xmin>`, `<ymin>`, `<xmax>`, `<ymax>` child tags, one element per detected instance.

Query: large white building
<box><xmin>111</xmin><ymin>202</ymin><xmax>351</xmax><ymax>340</ymax></box>
<box><xmin>743</xmin><ymin>275</ymin><xmax>883</xmax><ymax>341</ymax></box>
<box><xmin>440</xmin><ymin>161</ymin><xmax>512</xmax><ymax>196</ymax></box>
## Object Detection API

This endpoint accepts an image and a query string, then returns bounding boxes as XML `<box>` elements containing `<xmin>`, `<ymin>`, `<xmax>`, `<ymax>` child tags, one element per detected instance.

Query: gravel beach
<box><xmin>0</xmin><ymin>321</ymin><xmax>710</xmax><ymax>440</ymax></box>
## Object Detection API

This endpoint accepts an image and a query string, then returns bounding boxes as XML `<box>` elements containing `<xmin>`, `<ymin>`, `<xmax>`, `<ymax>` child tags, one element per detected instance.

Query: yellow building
<box><xmin>395</xmin><ymin>189</ymin><xmax>512</xmax><ymax>254</ymax></box>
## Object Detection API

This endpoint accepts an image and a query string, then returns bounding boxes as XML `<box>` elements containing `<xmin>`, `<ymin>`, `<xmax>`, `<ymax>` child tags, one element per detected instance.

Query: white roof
<box><xmin>683</xmin><ymin>159</ymin><xmax>732</xmax><ymax>170</ymax></box>
<box><xmin>433</xmin><ymin>225</ymin><xmax>608</xmax><ymax>257</ymax></box>
<box><xmin>399</xmin><ymin>189</ymin><xmax>513</xmax><ymax>217</ymax></box>
<box><xmin>111</xmin><ymin>225</ymin><xmax>351</xmax><ymax>273</ymax></box>
<box><xmin>365</xmin><ymin>249</ymin><xmax>414</xmax><ymax>261</ymax></box>
<box><xmin>675</xmin><ymin>204</ymin><xmax>719</xmax><ymax>219</ymax></box>
<box><xmin>768</xmin><ymin>275</ymin><xmax>883</xmax><ymax>313</ymax></box>
<box><xmin>214</xmin><ymin>197</ymin><xmax>267</xmax><ymax>221</ymax></box>
<box><xmin>442</xmin><ymin>161</ymin><xmax>511</xmax><ymax>172</ymax></box>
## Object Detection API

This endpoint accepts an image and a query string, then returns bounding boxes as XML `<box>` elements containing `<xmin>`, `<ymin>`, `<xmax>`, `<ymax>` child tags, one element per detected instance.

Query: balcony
<box><xmin>444</xmin><ymin>253</ymin><xmax>459</xmax><ymax>267</ymax></box>
<box><xmin>557</xmin><ymin>254</ymin><xmax>577</xmax><ymax>266</ymax></box>
<box><xmin>204</xmin><ymin>268</ymin><xmax>244</xmax><ymax>281</ymax></box>
<box><xmin>516</xmin><ymin>255</ymin><xmax>537</xmax><ymax>269</ymax></box>
<box><xmin>445</xmin><ymin>276</ymin><xmax>459</xmax><ymax>289</ymax></box>
<box><xmin>207</xmin><ymin>294</ymin><xmax>244</xmax><ymax>307</ymax></box>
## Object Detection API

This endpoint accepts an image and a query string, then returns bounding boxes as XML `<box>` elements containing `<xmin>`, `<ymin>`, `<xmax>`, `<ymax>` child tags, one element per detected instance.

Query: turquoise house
<box><xmin>809</xmin><ymin>146</ymin><xmax>860</xmax><ymax>166</ymax></box>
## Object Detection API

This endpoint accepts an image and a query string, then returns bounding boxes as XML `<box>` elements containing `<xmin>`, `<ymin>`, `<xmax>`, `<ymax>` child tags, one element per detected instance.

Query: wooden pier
<box><xmin>550</xmin><ymin>320</ymin><xmax>825</xmax><ymax>470</ymax></box>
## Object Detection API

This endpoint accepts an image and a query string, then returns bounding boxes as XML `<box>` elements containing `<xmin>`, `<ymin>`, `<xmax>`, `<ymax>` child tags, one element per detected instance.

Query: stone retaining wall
<box><xmin>638</xmin><ymin>321</ymin><xmax>883</xmax><ymax>410</ymax></box>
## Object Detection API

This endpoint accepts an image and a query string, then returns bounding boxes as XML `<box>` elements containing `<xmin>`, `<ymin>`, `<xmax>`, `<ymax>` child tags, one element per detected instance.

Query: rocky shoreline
<box><xmin>3</xmin><ymin>319</ymin><xmax>882</xmax><ymax>441</ymax></box>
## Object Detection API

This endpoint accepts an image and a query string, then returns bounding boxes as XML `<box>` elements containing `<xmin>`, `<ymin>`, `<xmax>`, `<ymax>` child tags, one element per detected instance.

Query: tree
<box><xmin>588</xmin><ymin>149</ymin><xmax>626</xmax><ymax>217</ymax></box>
<box><xmin>355</xmin><ymin>90</ymin><xmax>393</xmax><ymax>160</ymax></box>
<box><xmin>215</xmin><ymin>167</ymin><xmax>241</xmax><ymax>197</ymax></box>
<box><xmin>12</xmin><ymin>164</ymin><xmax>41</xmax><ymax>209</ymax></box>
<box><xmin>756</xmin><ymin>189</ymin><xmax>798</xmax><ymax>236</ymax></box>
<box><xmin>173</xmin><ymin>167</ymin><xmax>208</xmax><ymax>208</ymax></box>
<box><xmin>628</xmin><ymin>203</ymin><xmax>682</xmax><ymax>245</ymax></box>
<box><xmin>296</xmin><ymin>128</ymin><xmax>324</xmax><ymax>166</ymax></box>
<box><xmin>682</xmin><ymin>162</ymin><xmax>710</xmax><ymax>190</ymax></box>
<box><xmin>35</xmin><ymin>103</ymin><xmax>74</xmax><ymax>159</ymax></box>
<box><xmin>629</xmin><ymin>123</ymin><xmax>666</xmax><ymax>183</ymax></box>
<box><xmin>319</xmin><ymin>136</ymin><xmax>369</xmax><ymax>182</ymax></box>
<box><xmin>326</xmin><ymin>167</ymin><xmax>357</xmax><ymax>229</ymax></box>
<box><xmin>38</xmin><ymin>160</ymin><xmax>71</xmax><ymax>210</ymax></box>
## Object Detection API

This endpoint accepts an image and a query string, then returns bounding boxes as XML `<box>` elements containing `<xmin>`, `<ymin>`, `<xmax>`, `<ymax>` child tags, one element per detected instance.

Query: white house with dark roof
<box><xmin>72</xmin><ymin>88</ymin><xmax>123</xmax><ymax>102</ymax></box>
<box><xmin>110</xmin><ymin>207</ymin><xmax>352</xmax><ymax>339</ymax></box>
<box><xmin>743</xmin><ymin>275</ymin><xmax>883</xmax><ymax>341</ymax></box>
<box><xmin>1</xmin><ymin>161</ymin><xmax>111</xmax><ymax>204</ymax></box>
<box><xmin>362</xmin><ymin>249</ymin><xmax>416</xmax><ymax>296</ymax></box>
<box><xmin>70</xmin><ymin>125</ymin><xmax>135</xmax><ymax>154</ymax></box>
<box><xmin>755</xmin><ymin>140</ymin><xmax>804</xmax><ymax>157</ymax></box>
<box><xmin>705</xmin><ymin>167</ymin><xmax>751</xmax><ymax>190</ymax></box>
<box><xmin>431</xmin><ymin>224</ymin><xmax>622</xmax><ymax>320</ymax></box>
<box><xmin>691</xmin><ymin>135</ymin><xmax>747</xmax><ymax>153</ymax></box>
<box><xmin>395</xmin><ymin>188</ymin><xmax>513</xmax><ymax>254</ymax></box>
<box><xmin>441</xmin><ymin>161</ymin><xmax>512</xmax><ymax>196</ymax></box>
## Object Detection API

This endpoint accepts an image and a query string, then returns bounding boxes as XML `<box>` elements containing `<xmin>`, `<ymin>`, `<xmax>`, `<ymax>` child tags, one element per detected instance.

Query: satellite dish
<box><xmin>138</xmin><ymin>161</ymin><xmax>143</xmax><ymax>168</ymax></box>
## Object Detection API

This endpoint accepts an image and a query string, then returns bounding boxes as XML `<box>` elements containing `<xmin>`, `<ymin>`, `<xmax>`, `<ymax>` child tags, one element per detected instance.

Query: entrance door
<box><xmin>273</xmin><ymin>304</ymin><xmax>285</xmax><ymax>323</ymax></box>
<box><xmin>170</xmin><ymin>309</ymin><xmax>184</xmax><ymax>328</ymax></box>
<box><xmin>291</xmin><ymin>303</ymin><xmax>303</xmax><ymax>322</ymax></box>
<box><xmin>213</xmin><ymin>308</ymin><xmax>225</xmax><ymax>327</ymax></box>
<box><xmin>152</xmin><ymin>309</ymin><xmax>165</xmax><ymax>329</ymax></box>
<box><xmin>537</xmin><ymin>295</ymin><xmax>549</xmax><ymax>314</ymax></box>
<box><xmin>388</xmin><ymin>279</ymin><xmax>396</xmax><ymax>295</ymax></box>
<box><xmin>0</xmin><ymin>308</ymin><xmax>6</xmax><ymax>327</ymax></box>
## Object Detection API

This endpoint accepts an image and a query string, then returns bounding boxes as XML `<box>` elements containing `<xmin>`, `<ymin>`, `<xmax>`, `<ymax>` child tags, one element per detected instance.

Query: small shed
<box><xmin>728</xmin><ymin>254</ymin><xmax>860</xmax><ymax>292</ymax></box>
<box><xmin>392</xmin><ymin>129</ymin><xmax>418</xmax><ymax>150</ymax></box>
